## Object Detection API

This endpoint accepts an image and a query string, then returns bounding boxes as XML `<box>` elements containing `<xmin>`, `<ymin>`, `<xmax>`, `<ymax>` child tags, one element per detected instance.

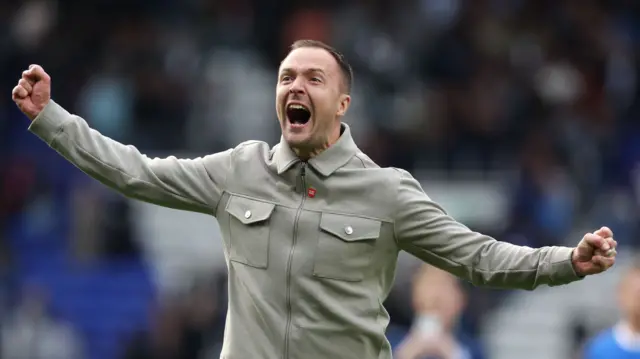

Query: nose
<box><xmin>289</xmin><ymin>78</ymin><xmax>305</xmax><ymax>95</ymax></box>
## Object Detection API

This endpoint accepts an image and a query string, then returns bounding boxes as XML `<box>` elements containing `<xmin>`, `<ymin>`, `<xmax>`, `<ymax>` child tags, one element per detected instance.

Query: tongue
<box><xmin>288</xmin><ymin>109</ymin><xmax>310</xmax><ymax>124</ymax></box>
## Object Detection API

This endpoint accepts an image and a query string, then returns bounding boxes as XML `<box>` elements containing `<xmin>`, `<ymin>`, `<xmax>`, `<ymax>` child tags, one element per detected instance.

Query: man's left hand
<box><xmin>572</xmin><ymin>226</ymin><xmax>617</xmax><ymax>276</ymax></box>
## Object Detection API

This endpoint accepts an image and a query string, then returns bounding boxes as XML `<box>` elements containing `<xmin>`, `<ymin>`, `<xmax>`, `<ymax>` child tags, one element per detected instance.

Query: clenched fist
<box><xmin>571</xmin><ymin>226</ymin><xmax>617</xmax><ymax>276</ymax></box>
<box><xmin>12</xmin><ymin>65</ymin><xmax>51</xmax><ymax>121</ymax></box>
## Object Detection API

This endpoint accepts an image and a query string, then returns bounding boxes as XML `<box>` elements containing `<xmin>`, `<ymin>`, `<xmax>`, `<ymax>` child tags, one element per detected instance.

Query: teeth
<box><xmin>288</xmin><ymin>104</ymin><xmax>309</xmax><ymax>112</ymax></box>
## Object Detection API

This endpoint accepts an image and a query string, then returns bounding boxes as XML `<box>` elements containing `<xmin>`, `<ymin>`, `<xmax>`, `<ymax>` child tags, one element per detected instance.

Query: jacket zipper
<box><xmin>284</xmin><ymin>162</ymin><xmax>307</xmax><ymax>359</ymax></box>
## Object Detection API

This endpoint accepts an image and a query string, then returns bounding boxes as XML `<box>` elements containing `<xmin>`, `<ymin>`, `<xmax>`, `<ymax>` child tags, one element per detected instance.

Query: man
<box><xmin>12</xmin><ymin>39</ymin><xmax>617</xmax><ymax>359</ymax></box>
<box><xmin>582</xmin><ymin>261</ymin><xmax>640</xmax><ymax>358</ymax></box>
<box><xmin>0</xmin><ymin>284</ymin><xmax>83</xmax><ymax>359</ymax></box>
<box><xmin>393</xmin><ymin>264</ymin><xmax>485</xmax><ymax>359</ymax></box>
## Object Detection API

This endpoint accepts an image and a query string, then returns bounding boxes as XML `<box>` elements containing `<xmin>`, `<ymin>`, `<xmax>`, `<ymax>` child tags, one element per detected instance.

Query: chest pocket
<box><xmin>313</xmin><ymin>213</ymin><xmax>381</xmax><ymax>282</ymax></box>
<box><xmin>225</xmin><ymin>195</ymin><xmax>275</xmax><ymax>269</ymax></box>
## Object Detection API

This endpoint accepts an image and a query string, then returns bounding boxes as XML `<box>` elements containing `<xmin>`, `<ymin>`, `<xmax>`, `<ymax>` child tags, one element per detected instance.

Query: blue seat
<box><xmin>12</xmin><ymin>252</ymin><xmax>156</xmax><ymax>359</ymax></box>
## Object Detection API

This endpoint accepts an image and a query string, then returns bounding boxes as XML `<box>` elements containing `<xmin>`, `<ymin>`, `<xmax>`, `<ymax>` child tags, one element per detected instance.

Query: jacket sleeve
<box><xmin>28</xmin><ymin>100</ymin><xmax>231</xmax><ymax>215</ymax></box>
<box><xmin>392</xmin><ymin>169</ymin><xmax>583</xmax><ymax>289</ymax></box>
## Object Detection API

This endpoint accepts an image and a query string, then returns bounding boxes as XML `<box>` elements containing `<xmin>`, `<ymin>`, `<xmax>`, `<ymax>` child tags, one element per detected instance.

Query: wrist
<box><xmin>570</xmin><ymin>248</ymin><xmax>586</xmax><ymax>277</ymax></box>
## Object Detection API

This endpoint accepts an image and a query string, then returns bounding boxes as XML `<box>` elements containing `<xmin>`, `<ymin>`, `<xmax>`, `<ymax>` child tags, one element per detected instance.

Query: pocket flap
<box><xmin>319</xmin><ymin>213</ymin><xmax>381</xmax><ymax>242</ymax></box>
<box><xmin>225</xmin><ymin>196</ymin><xmax>276</xmax><ymax>224</ymax></box>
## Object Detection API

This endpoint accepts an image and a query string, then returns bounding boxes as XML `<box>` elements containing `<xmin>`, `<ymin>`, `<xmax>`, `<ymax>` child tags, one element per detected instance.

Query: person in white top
<box><xmin>583</xmin><ymin>259</ymin><xmax>640</xmax><ymax>358</ymax></box>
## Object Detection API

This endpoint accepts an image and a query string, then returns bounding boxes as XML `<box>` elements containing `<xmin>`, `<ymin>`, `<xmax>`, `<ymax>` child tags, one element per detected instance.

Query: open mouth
<box><xmin>286</xmin><ymin>104</ymin><xmax>311</xmax><ymax>126</ymax></box>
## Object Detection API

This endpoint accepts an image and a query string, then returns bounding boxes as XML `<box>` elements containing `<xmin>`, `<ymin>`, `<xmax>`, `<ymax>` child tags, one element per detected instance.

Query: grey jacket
<box><xmin>29</xmin><ymin>100</ymin><xmax>582</xmax><ymax>359</ymax></box>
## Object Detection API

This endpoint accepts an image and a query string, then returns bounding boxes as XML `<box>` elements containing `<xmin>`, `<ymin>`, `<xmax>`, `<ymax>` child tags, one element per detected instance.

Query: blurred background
<box><xmin>1</xmin><ymin>0</ymin><xmax>640</xmax><ymax>358</ymax></box>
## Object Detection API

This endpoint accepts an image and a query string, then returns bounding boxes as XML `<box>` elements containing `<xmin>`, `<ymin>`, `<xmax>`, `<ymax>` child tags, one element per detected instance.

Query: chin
<box><xmin>284</xmin><ymin>134</ymin><xmax>310</xmax><ymax>147</ymax></box>
<box><xmin>286</xmin><ymin>132</ymin><xmax>319</xmax><ymax>150</ymax></box>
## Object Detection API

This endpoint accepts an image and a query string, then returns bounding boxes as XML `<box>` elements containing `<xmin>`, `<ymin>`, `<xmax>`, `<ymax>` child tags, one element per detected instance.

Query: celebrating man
<box><xmin>12</xmin><ymin>40</ymin><xmax>617</xmax><ymax>359</ymax></box>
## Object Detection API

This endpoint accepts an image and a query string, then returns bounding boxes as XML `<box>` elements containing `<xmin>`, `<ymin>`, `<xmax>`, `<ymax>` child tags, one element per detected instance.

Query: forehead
<box><xmin>279</xmin><ymin>47</ymin><xmax>339</xmax><ymax>74</ymax></box>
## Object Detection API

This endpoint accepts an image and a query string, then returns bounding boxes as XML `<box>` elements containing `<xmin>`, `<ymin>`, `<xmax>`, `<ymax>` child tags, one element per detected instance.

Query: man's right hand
<box><xmin>12</xmin><ymin>65</ymin><xmax>51</xmax><ymax>121</ymax></box>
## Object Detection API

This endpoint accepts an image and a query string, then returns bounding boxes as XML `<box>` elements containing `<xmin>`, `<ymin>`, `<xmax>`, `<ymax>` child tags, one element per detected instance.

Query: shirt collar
<box><xmin>613</xmin><ymin>321</ymin><xmax>640</xmax><ymax>352</ymax></box>
<box><xmin>274</xmin><ymin>123</ymin><xmax>359</xmax><ymax>177</ymax></box>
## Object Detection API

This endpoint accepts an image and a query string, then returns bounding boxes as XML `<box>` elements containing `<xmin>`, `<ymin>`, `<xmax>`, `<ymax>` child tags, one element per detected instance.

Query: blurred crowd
<box><xmin>1</xmin><ymin>0</ymin><xmax>640</xmax><ymax>358</ymax></box>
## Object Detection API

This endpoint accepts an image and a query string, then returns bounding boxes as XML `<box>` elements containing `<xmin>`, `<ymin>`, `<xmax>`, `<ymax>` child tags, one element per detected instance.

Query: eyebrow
<box><xmin>279</xmin><ymin>68</ymin><xmax>326</xmax><ymax>76</ymax></box>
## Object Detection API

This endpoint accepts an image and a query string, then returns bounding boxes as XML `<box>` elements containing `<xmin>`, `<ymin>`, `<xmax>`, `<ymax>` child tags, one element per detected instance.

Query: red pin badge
<box><xmin>307</xmin><ymin>188</ymin><xmax>317</xmax><ymax>198</ymax></box>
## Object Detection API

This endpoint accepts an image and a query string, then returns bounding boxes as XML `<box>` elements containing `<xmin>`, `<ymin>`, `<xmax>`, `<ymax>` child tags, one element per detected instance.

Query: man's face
<box><xmin>276</xmin><ymin>47</ymin><xmax>350</xmax><ymax>152</ymax></box>
<box><xmin>619</xmin><ymin>269</ymin><xmax>640</xmax><ymax>326</ymax></box>
<box><xmin>412</xmin><ymin>267</ymin><xmax>465</xmax><ymax>329</ymax></box>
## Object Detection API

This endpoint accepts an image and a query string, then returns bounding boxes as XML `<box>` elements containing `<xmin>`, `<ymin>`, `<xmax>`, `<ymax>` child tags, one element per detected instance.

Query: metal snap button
<box><xmin>244</xmin><ymin>210</ymin><xmax>252</xmax><ymax>219</ymax></box>
<box><xmin>344</xmin><ymin>226</ymin><xmax>353</xmax><ymax>235</ymax></box>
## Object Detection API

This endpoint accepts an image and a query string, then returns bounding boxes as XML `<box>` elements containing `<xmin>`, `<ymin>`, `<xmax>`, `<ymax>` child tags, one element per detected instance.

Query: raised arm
<box><xmin>12</xmin><ymin>65</ymin><xmax>231</xmax><ymax>215</ymax></box>
<box><xmin>392</xmin><ymin>169</ymin><xmax>582</xmax><ymax>290</ymax></box>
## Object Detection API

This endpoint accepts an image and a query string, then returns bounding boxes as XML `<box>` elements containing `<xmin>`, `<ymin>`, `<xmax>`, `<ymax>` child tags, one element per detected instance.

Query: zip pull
<box><xmin>295</xmin><ymin>163</ymin><xmax>307</xmax><ymax>193</ymax></box>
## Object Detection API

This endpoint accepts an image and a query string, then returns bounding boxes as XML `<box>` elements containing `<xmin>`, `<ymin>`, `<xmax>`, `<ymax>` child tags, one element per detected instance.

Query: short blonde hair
<box><xmin>289</xmin><ymin>39</ymin><xmax>354</xmax><ymax>94</ymax></box>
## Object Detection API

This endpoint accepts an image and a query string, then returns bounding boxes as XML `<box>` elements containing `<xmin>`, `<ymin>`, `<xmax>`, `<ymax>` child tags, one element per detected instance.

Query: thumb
<box><xmin>576</xmin><ymin>234</ymin><xmax>599</xmax><ymax>259</ymax></box>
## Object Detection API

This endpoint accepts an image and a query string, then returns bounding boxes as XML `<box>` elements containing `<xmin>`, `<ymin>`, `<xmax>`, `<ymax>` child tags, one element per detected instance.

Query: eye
<box><xmin>310</xmin><ymin>77</ymin><xmax>322</xmax><ymax>83</ymax></box>
<box><xmin>280</xmin><ymin>75</ymin><xmax>293</xmax><ymax>83</ymax></box>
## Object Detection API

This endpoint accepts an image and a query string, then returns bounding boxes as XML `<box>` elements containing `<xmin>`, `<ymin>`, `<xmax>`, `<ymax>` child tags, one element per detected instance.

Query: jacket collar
<box><xmin>274</xmin><ymin>123</ymin><xmax>359</xmax><ymax>177</ymax></box>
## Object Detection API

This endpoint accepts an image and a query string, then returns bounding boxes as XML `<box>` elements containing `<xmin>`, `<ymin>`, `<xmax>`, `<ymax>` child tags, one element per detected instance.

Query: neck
<box><xmin>292</xmin><ymin>123</ymin><xmax>342</xmax><ymax>160</ymax></box>
<box><xmin>415</xmin><ymin>312</ymin><xmax>455</xmax><ymax>332</ymax></box>
<box><xmin>293</xmin><ymin>145</ymin><xmax>328</xmax><ymax>161</ymax></box>
<box><xmin>628</xmin><ymin>319</ymin><xmax>640</xmax><ymax>334</ymax></box>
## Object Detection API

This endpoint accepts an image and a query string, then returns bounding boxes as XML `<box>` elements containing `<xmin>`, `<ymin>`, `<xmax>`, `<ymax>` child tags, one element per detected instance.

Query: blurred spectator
<box><xmin>503</xmin><ymin>127</ymin><xmax>578</xmax><ymax>248</ymax></box>
<box><xmin>70</xmin><ymin>182</ymin><xmax>142</xmax><ymax>263</ymax></box>
<box><xmin>581</xmin><ymin>260</ymin><xmax>640</xmax><ymax>358</ymax></box>
<box><xmin>0</xmin><ymin>283</ymin><xmax>83</xmax><ymax>359</ymax></box>
<box><xmin>122</xmin><ymin>275</ymin><xmax>225</xmax><ymax>359</ymax></box>
<box><xmin>0</xmin><ymin>231</ymin><xmax>13</xmax><ymax>321</ymax></box>
<box><xmin>122</xmin><ymin>297</ymin><xmax>187</xmax><ymax>359</ymax></box>
<box><xmin>391</xmin><ymin>264</ymin><xmax>485</xmax><ymax>359</ymax></box>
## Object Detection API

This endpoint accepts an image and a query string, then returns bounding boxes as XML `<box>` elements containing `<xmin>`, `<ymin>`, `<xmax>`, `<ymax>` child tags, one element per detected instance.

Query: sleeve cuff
<box><xmin>28</xmin><ymin>100</ymin><xmax>72</xmax><ymax>146</ymax></box>
<box><xmin>547</xmin><ymin>246</ymin><xmax>583</xmax><ymax>286</ymax></box>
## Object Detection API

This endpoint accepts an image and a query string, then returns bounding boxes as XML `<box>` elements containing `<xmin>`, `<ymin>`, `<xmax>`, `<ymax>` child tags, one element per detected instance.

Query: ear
<box><xmin>336</xmin><ymin>94</ymin><xmax>351</xmax><ymax>117</ymax></box>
